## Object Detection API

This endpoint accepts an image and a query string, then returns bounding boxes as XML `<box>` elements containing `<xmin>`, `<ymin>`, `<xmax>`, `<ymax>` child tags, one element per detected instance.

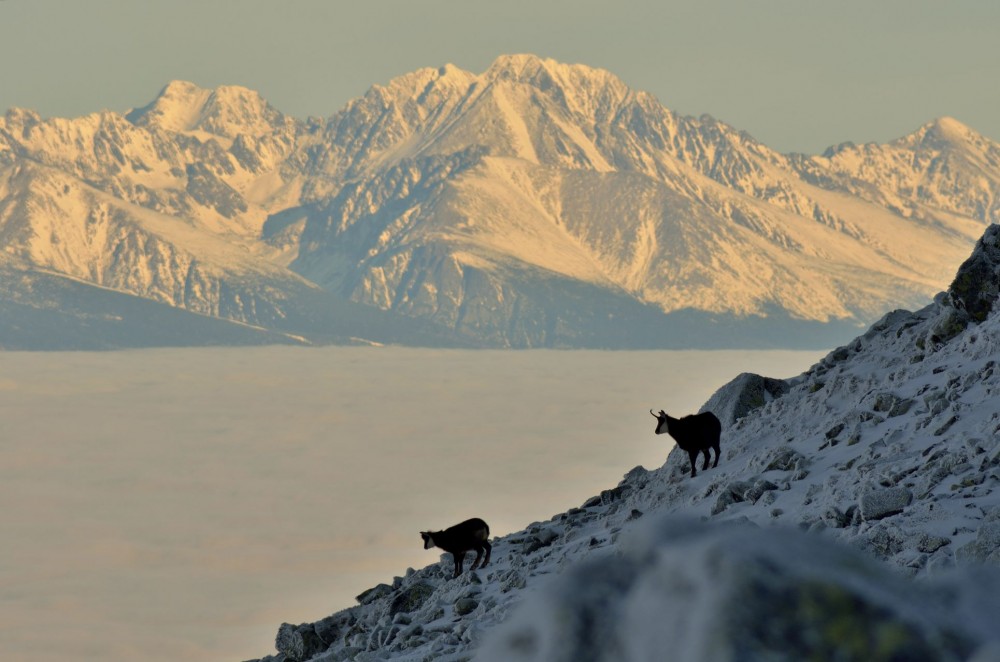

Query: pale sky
<box><xmin>1</xmin><ymin>0</ymin><xmax>998</xmax><ymax>154</ymax></box>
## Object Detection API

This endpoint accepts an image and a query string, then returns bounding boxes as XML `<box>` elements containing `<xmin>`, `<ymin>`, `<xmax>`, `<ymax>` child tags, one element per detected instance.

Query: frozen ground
<box><xmin>0</xmin><ymin>346</ymin><xmax>822</xmax><ymax>662</ymax></box>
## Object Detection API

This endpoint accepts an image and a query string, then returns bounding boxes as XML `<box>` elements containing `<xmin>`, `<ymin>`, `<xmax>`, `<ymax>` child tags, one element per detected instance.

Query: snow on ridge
<box><xmin>126</xmin><ymin>80</ymin><xmax>289</xmax><ymax>140</ymax></box>
<box><xmin>127</xmin><ymin>80</ymin><xmax>214</xmax><ymax>133</ymax></box>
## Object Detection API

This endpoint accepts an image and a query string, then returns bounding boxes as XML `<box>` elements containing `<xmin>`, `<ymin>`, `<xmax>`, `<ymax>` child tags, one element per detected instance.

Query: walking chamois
<box><xmin>421</xmin><ymin>518</ymin><xmax>492</xmax><ymax>578</ymax></box>
<box><xmin>650</xmin><ymin>409</ymin><xmax>722</xmax><ymax>478</ymax></box>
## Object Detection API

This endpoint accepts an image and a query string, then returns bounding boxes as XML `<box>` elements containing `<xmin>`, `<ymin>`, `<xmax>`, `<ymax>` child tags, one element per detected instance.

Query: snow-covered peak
<box><xmin>482</xmin><ymin>53</ymin><xmax>634</xmax><ymax>117</ymax></box>
<box><xmin>484</xmin><ymin>53</ymin><xmax>617</xmax><ymax>86</ymax></box>
<box><xmin>127</xmin><ymin>80</ymin><xmax>289</xmax><ymax>139</ymax></box>
<box><xmin>903</xmin><ymin>116</ymin><xmax>980</xmax><ymax>151</ymax></box>
<box><xmin>370</xmin><ymin>63</ymin><xmax>477</xmax><ymax>102</ymax></box>
<box><xmin>126</xmin><ymin>80</ymin><xmax>213</xmax><ymax>133</ymax></box>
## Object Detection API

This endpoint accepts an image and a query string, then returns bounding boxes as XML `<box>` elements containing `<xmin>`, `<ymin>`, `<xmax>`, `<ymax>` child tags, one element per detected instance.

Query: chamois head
<box><xmin>420</xmin><ymin>531</ymin><xmax>435</xmax><ymax>550</ymax></box>
<box><xmin>650</xmin><ymin>409</ymin><xmax>671</xmax><ymax>435</ymax></box>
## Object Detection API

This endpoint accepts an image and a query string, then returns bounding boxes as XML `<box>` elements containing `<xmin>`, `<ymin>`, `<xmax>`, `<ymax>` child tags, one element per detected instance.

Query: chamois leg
<box><xmin>481</xmin><ymin>540</ymin><xmax>492</xmax><ymax>568</ymax></box>
<box><xmin>701</xmin><ymin>447</ymin><xmax>711</xmax><ymax>470</ymax></box>
<box><xmin>687</xmin><ymin>449</ymin><xmax>698</xmax><ymax>478</ymax></box>
<box><xmin>712</xmin><ymin>442</ymin><xmax>721</xmax><ymax>468</ymax></box>
<box><xmin>453</xmin><ymin>552</ymin><xmax>465</xmax><ymax>578</ymax></box>
<box><xmin>470</xmin><ymin>546</ymin><xmax>484</xmax><ymax>571</ymax></box>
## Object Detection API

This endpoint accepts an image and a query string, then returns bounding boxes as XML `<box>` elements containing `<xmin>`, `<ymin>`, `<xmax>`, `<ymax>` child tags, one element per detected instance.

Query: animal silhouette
<box><xmin>421</xmin><ymin>517</ymin><xmax>492</xmax><ymax>577</ymax></box>
<box><xmin>650</xmin><ymin>409</ymin><xmax>722</xmax><ymax>478</ymax></box>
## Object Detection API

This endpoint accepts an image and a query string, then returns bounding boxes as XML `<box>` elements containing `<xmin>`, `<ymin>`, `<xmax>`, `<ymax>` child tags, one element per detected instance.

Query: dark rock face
<box><xmin>948</xmin><ymin>224</ymin><xmax>1000</xmax><ymax>323</ymax></box>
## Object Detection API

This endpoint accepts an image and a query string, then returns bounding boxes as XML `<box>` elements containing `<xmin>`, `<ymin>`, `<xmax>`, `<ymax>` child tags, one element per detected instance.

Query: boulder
<box><xmin>355</xmin><ymin>583</ymin><xmax>393</xmax><ymax>605</ymax></box>
<box><xmin>454</xmin><ymin>597</ymin><xmax>479</xmax><ymax>616</ymax></box>
<box><xmin>275</xmin><ymin>623</ymin><xmax>325</xmax><ymax>662</ymax></box>
<box><xmin>948</xmin><ymin>224</ymin><xmax>1000</xmax><ymax>323</ymax></box>
<box><xmin>699</xmin><ymin>372</ymin><xmax>791</xmax><ymax>426</ymax></box>
<box><xmin>956</xmin><ymin>521</ymin><xmax>1000</xmax><ymax>566</ymax></box>
<box><xmin>860</xmin><ymin>487</ymin><xmax>913</xmax><ymax>521</ymax></box>
<box><xmin>389</xmin><ymin>583</ymin><xmax>435</xmax><ymax>616</ymax></box>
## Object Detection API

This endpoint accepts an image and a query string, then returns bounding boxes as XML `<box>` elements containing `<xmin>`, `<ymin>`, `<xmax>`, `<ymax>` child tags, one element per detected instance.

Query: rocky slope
<box><xmin>247</xmin><ymin>225</ymin><xmax>1000</xmax><ymax>661</ymax></box>
<box><xmin>2</xmin><ymin>55</ymin><xmax>999</xmax><ymax>348</ymax></box>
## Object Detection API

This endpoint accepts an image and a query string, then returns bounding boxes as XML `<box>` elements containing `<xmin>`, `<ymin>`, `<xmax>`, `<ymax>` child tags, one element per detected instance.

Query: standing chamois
<box><xmin>650</xmin><ymin>409</ymin><xmax>722</xmax><ymax>478</ymax></box>
<box><xmin>421</xmin><ymin>517</ymin><xmax>492</xmax><ymax>578</ymax></box>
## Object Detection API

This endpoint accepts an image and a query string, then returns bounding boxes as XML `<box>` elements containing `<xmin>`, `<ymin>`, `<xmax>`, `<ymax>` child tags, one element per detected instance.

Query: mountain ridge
<box><xmin>2</xmin><ymin>54</ymin><xmax>999</xmax><ymax>348</ymax></box>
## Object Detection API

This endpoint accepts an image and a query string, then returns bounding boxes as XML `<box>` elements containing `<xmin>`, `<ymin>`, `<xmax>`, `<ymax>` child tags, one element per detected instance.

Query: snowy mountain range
<box><xmin>245</xmin><ymin>213</ymin><xmax>1000</xmax><ymax>662</ymax></box>
<box><xmin>2</xmin><ymin>54</ymin><xmax>999</xmax><ymax>348</ymax></box>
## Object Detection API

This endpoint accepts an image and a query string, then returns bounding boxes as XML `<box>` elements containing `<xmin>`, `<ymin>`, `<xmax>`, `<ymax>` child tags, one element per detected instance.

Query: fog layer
<box><xmin>0</xmin><ymin>347</ymin><xmax>823</xmax><ymax>662</ymax></box>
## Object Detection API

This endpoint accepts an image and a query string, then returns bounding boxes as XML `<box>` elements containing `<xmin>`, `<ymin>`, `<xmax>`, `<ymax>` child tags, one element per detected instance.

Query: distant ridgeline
<box><xmin>247</xmin><ymin>225</ymin><xmax>1000</xmax><ymax>661</ymax></box>
<box><xmin>2</xmin><ymin>55</ymin><xmax>999</xmax><ymax>349</ymax></box>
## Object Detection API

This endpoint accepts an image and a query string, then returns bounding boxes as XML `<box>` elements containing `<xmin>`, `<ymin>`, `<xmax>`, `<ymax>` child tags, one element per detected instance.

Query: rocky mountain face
<box><xmin>247</xmin><ymin>225</ymin><xmax>1000</xmax><ymax>661</ymax></box>
<box><xmin>2</xmin><ymin>55</ymin><xmax>999</xmax><ymax>348</ymax></box>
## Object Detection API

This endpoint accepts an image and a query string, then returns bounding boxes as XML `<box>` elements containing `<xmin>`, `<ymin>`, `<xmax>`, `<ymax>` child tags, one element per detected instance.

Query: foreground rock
<box><xmin>477</xmin><ymin>518</ymin><xmax>1000</xmax><ymax>662</ymax></box>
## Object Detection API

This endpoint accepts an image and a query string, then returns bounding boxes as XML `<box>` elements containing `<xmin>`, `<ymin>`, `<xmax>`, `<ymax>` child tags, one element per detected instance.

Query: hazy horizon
<box><xmin>1</xmin><ymin>0</ymin><xmax>998</xmax><ymax>154</ymax></box>
<box><xmin>0</xmin><ymin>346</ymin><xmax>825</xmax><ymax>662</ymax></box>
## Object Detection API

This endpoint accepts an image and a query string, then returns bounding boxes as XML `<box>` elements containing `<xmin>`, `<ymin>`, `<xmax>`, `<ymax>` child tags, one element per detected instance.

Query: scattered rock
<box><xmin>761</xmin><ymin>447</ymin><xmax>809</xmax><ymax>473</ymax></box>
<box><xmin>744</xmin><ymin>479</ymin><xmax>780</xmax><ymax>504</ymax></box>
<box><xmin>917</xmin><ymin>534</ymin><xmax>951</xmax><ymax>554</ymax></box>
<box><xmin>355</xmin><ymin>583</ymin><xmax>393</xmax><ymax>606</ymax></box>
<box><xmin>454</xmin><ymin>597</ymin><xmax>478</xmax><ymax>616</ymax></box>
<box><xmin>712</xmin><ymin>490</ymin><xmax>737</xmax><ymax>516</ymax></box>
<box><xmin>825</xmin><ymin>423</ymin><xmax>846</xmax><ymax>440</ymax></box>
<box><xmin>860</xmin><ymin>524</ymin><xmax>905</xmax><ymax>560</ymax></box>
<box><xmin>822</xmin><ymin>506</ymin><xmax>851</xmax><ymax>529</ymax></box>
<box><xmin>956</xmin><ymin>521</ymin><xmax>1000</xmax><ymax>566</ymax></box>
<box><xmin>599</xmin><ymin>485</ymin><xmax>627</xmax><ymax>505</ymax></box>
<box><xmin>275</xmin><ymin>623</ymin><xmax>325</xmax><ymax>662</ymax></box>
<box><xmin>389</xmin><ymin>583</ymin><xmax>435</xmax><ymax>616</ymax></box>
<box><xmin>860</xmin><ymin>487</ymin><xmax>913</xmax><ymax>521</ymax></box>
<box><xmin>871</xmin><ymin>393</ymin><xmax>914</xmax><ymax>418</ymax></box>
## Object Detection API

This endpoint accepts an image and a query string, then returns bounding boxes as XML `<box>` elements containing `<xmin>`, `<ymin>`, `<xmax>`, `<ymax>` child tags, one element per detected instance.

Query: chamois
<box><xmin>650</xmin><ymin>409</ymin><xmax>722</xmax><ymax>478</ymax></box>
<box><xmin>421</xmin><ymin>517</ymin><xmax>492</xmax><ymax>578</ymax></box>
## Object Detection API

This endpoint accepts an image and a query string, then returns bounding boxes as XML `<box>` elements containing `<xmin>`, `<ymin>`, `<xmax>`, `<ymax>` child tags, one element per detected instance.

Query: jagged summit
<box><xmin>126</xmin><ymin>80</ymin><xmax>290</xmax><ymax>138</ymax></box>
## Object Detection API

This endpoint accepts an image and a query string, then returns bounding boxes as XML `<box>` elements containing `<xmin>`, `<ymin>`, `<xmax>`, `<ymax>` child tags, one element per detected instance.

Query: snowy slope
<box><xmin>246</xmin><ymin>225</ymin><xmax>1000</xmax><ymax>662</ymax></box>
<box><xmin>3</xmin><ymin>55</ymin><xmax>1000</xmax><ymax>348</ymax></box>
